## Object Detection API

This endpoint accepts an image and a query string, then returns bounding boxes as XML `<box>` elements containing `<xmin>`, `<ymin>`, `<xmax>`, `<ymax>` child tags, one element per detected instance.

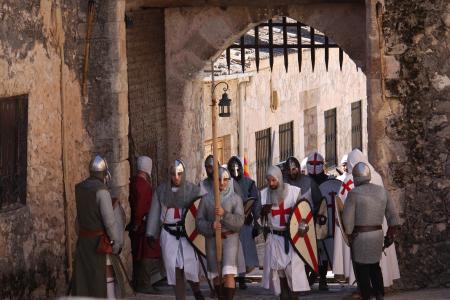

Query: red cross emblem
<box><xmin>308</xmin><ymin>153</ymin><xmax>324</xmax><ymax>174</ymax></box>
<box><xmin>292</xmin><ymin>208</ymin><xmax>319</xmax><ymax>272</ymax></box>
<box><xmin>187</xmin><ymin>205</ymin><xmax>199</xmax><ymax>241</ymax></box>
<box><xmin>271</xmin><ymin>201</ymin><xmax>292</xmax><ymax>226</ymax></box>
<box><xmin>340</xmin><ymin>179</ymin><xmax>353</xmax><ymax>195</ymax></box>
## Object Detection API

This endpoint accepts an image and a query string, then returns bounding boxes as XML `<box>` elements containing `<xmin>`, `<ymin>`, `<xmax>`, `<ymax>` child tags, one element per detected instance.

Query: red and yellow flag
<box><xmin>244</xmin><ymin>156</ymin><xmax>250</xmax><ymax>177</ymax></box>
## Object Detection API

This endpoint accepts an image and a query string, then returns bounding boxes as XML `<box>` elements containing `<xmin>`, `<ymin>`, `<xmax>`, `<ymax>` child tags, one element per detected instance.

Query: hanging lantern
<box><xmin>218</xmin><ymin>92</ymin><xmax>231</xmax><ymax>117</ymax></box>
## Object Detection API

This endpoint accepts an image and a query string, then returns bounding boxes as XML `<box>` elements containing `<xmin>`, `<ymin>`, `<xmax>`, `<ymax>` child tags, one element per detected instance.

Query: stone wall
<box><xmin>126</xmin><ymin>8</ymin><xmax>168</xmax><ymax>184</ymax></box>
<box><xmin>381</xmin><ymin>0</ymin><xmax>450</xmax><ymax>289</ymax></box>
<box><xmin>0</xmin><ymin>0</ymin><xmax>130</xmax><ymax>298</ymax></box>
<box><xmin>0</xmin><ymin>0</ymin><xmax>89</xmax><ymax>298</ymax></box>
<box><xmin>201</xmin><ymin>50</ymin><xmax>367</xmax><ymax>184</ymax></box>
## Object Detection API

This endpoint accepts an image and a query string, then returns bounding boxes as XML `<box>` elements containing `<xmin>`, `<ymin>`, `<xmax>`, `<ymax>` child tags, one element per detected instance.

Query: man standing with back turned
<box><xmin>343</xmin><ymin>162</ymin><xmax>400</xmax><ymax>300</ymax></box>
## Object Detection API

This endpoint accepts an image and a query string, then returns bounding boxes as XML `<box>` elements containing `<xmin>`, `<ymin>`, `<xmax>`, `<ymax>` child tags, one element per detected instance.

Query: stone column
<box><xmin>85</xmin><ymin>0</ymin><xmax>131</xmax><ymax>268</ymax></box>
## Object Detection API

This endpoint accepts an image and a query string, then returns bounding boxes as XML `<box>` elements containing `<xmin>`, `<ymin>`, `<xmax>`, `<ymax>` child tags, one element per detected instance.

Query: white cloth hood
<box><xmin>137</xmin><ymin>156</ymin><xmax>152</xmax><ymax>177</ymax></box>
<box><xmin>347</xmin><ymin>149</ymin><xmax>383</xmax><ymax>187</ymax></box>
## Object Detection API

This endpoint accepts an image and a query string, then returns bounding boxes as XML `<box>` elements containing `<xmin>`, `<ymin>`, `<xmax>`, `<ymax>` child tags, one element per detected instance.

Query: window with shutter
<box><xmin>255</xmin><ymin>128</ymin><xmax>271</xmax><ymax>188</ymax></box>
<box><xmin>324</xmin><ymin>108</ymin><xmax>337</xmax><ymax>168</ymax></box>
<box><xmin>0</xmin><ymin>95</ymin><xmax>28</xmax><ymax>212</ymax></box>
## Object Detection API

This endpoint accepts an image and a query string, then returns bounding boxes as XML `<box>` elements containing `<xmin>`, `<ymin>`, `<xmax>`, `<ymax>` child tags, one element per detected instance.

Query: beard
<box><xmin>268</xmin><ymin>183</ymin><xmax>288</xmax><ymax>205</ymax></box>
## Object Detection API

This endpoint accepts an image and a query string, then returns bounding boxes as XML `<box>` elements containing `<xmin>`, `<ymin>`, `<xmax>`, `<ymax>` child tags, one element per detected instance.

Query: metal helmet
<box><xmin>89</xmin><ymin>155</ymin><xmax>111</xmax><ymax>184</ymax></box>
<box><xmin>307</xmin><ymin>152</ymin><xmax>325</xmax><ymax>175</ymax></box>
<box><xmin>227</xmin><ymin>156</ymin><xmax>243</xmax><ymax>180</ymax></box>
<box><xmin>170</xmin><ymin>159</ymin><xmax>186</xmax><ymax>183</ymax></box>
<box><xmin>285</xmin><ymin>156</ymin><xmax>300</xmax><ymax>178</ymax></box>
<box><xmin>352</xmin><ymin>162</ymin><xmax>371</xmax><ymax>186</ymax></box>
<box><xmin>204</xmin><ymin>155</ymin><xmax>214</xmax><ymax>168</ymax></box>
<box><xmin>204</xmin><ymin>155</ymin><xmax>217</xmax><ymax>179</ymax></box>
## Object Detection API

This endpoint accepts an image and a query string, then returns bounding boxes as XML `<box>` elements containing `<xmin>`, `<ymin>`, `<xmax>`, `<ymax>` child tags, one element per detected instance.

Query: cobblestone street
<box><xmin>128</xmin><ymin>282</ymin><xmax>450</xmax><ymax>300</ymax></box>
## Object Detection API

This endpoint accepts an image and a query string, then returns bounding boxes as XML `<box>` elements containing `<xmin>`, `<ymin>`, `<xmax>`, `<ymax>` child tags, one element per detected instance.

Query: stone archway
<box><xmin>164</xmin><ymin>3</ymin><xmax>369</xmax><ymax>180</ymax></box>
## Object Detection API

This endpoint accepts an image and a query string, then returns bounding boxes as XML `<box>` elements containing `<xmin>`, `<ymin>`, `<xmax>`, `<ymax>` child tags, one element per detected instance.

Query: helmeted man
<box><xmin>283</xmin><ymin>156</ymin><xmax>322</xmax><ymax>212</ymax></box>
<box><xmin>306</xmin><ymin>151</ymin><xmax>334</xmax><ymax>290</ymax></box>
<box><xmin>261</xmin><ymin>166</ymin><xmax>310</xmax><ymax>299</ymax></box>
<box><xmin>346</xmin><ymin>149</ymin><xmax>401</xmax><ymax>289</ymax></box>
<box><xmin>343</xmin><ymin>162</ymin><xmax>400</xmax><ymax>300</ymax></box>
<box><xmin>201</xmin><ymin>155</ymin><xmax>243</xmax><ymax>198</ymax></box>
<box><xmin>307</xmin><ymin>151</ymin><xmax>331</xmax><ymax>185</ymax></box>
<box><xmin>283</xmin><ymin>156</ymin><xmax>323</xmax><ymax>286</ymax></box>
<box><xmin>128</xmin><ymin>156</ymin><xmax>162</xmax><ymax>294</ymax></box>
<box><xmin>227</xmin><ymin>156</ymin><xmax>261</xmax><ymax>290</ymax></box>
<box><xmin>197</xmin><ymin>167</ymin><xmax>244</xmax><ymax>300</ymax></box>
<box><xmin>146</xmin><ymin>159</ymin><xmax>205</xmax><ymax>300</ymax></box>
<box><xmin>72</xmin><ymin>155</ymin><xmax>127</xmax><ymax>299</ymax></box>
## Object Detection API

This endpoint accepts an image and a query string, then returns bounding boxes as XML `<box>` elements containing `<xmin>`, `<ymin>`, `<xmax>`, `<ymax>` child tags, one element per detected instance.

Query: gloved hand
<box><xmin>244</xmin><ymin>213</ymin><xmax>253</xmax><ymax>225</ymax></box>
<box><xmin>261</xmin><ymin>204</ymin><xmax>272</xmax><ymax>217</ymax></box>
<box><xmin>252</xmin><ymin>225</ymin><xmax>261</xmax><ymax>238</ymax></box>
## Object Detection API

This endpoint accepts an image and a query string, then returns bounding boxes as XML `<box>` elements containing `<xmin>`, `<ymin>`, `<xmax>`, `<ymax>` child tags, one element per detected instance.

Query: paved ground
<box><xmin>128</xmin><ymin>282</ymin><xmax>450</xmax><ymax>300</ymax></box>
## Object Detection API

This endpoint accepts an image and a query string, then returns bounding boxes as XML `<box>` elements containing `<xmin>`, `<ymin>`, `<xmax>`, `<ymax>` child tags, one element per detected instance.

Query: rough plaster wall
<box><xmin>165</xmin><ymin>3</ymin><xmax>366</xmax><ymax>181</ymax></box>
<box><xmin>201</xmin><ymin>50</ymin><xmax>367</xmax><ymax>184</ymax></box>
<box><xmin>0</xmin><ymin>0</ymin><xmax>131</xmax><ymax>298</ymax></box>
<box><xmin>0</xmin><ymin>0</ymin><xmax>90</xmax><ymax>298</ymax></box>
<box><xmin>381</xmin><ymin>0</ymin><xmax>450</xmax><ymax>289</ymax></box>
<box><xmin>126</xmin><ymin>8</ymin><xmax>168</xmax><ymax>184</ymax></box>
<box><xmin>304</xmin><ymin>107</ymin><xmax>319</xmax><ymax>155</ymax></box>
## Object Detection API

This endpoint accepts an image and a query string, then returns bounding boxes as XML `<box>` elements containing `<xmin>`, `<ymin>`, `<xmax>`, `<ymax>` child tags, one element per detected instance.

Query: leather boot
<box><xmin>319</xmin><ymin>263</ymin><xmax>329</xmax><ymax>291</ymax></box>
<box><xmin>174</xmin><ymin>268</ymin><xmax>186</xmax><ymax>300</ymax></box>
<box><xmin>223</xmin><ymin>287</ymin><xmax>236</xmax><ymax>300</ymax></box>
<box><xmin>279</xmin><ymin>277</ymin><xmax>291</xmax><ymax>300</ymax></box>
<box><xmin>188</xmin><ymin>281</ymin><xmax>204</xmax><ymax>300</ymax></box>
<box><xmin>237</xmin><ymin>276</ymin><xmax>247</xmax><ymax>290</ymax></box>
<box><xmin>214</xmin><ymin>285</ymin><xmax>223</xmax><ymax>300</ymax></box>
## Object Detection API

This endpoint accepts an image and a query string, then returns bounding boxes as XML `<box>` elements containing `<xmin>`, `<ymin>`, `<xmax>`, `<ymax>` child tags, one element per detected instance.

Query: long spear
<box><xmin>211</xmin><ymin>60</ymin><xmax>223</xmax><ymax>292</ymax></box>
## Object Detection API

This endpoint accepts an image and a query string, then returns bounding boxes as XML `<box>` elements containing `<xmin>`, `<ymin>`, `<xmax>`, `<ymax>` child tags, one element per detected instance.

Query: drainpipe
<box><xmin>238</xmin><ymin>78</ymin><xmax>249</xmax><ymax>159</ymax></box>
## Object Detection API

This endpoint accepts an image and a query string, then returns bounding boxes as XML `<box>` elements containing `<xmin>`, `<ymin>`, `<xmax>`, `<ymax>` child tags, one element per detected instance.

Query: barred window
<box><xmin>255</xmin><ymin>128</ymin><xmax>271</xmax><ymax>188</ymax></box>
<box><xmin>279</xmin><ymin>121</ymin><xmax>294</xmax><ymax>162</ymax></box>
<box><xmin>351</xmin><ymin>101</ymin><xmax>363</xmax><ymax>151</ymax></box>
<box><xmin>324</xmin><ymin>108</ymin><xmax>337</xmax><ymax>168</ymax></box>
<box><xmin>0</xmin><ymin>95</ymin><xmax>28</xmax><ymax>212</ymax></box>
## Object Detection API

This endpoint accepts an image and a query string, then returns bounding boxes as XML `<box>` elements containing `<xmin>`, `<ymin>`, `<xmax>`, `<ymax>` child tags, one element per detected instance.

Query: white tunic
<box><xmin>333</xmin><ymin>173</ymin><xmax>356</xmax><ymax>284</ymax></box>
<box><xmin>260</xmin><ymin>185</ymin><xmax>310</xmax><ymax>295</ymax></box>
<box><xmin>159</xmin><ymin>189</ymin><xmax>199</xmax><ymax>285</ymax></box>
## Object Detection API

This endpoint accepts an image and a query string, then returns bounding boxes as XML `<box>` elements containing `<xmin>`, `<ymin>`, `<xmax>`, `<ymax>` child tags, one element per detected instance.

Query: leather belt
<box><xmin>79</xmin><ymin>228</ymin><xmax>105</xmax><ymax>237</ymax></box>
<box><xmin>271</xmin><ymin>229</ymin><xmax>287</xmax><ymax>236</ymax></box>
<box><xmin>354</xmin><ymin>225</ymin><xmax>382</xmax><ymax>233</ymax></box>
<box><xmin>163</xmin><ymin>222</ymin><xmax>185</xmax><ymax>240</ymax></box>
<box><xmin>271</xmin><ymin>229</ymin><xmax>290</xmax><ymax>254</ymax></box>
<box><xmin>221</xmin><ymin>230</ymin><xmax>235</xmax><ymax>239</ymax></box>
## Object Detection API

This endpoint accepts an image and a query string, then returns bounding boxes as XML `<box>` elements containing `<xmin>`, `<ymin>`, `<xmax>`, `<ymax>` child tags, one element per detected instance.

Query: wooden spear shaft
<box><xmin>211</xmin><ymin>60</ymin><xmax>223</xmax><ymax>284</ymax></box>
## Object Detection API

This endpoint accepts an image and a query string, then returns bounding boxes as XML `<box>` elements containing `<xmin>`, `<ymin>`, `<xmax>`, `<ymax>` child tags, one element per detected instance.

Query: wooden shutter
<box><xmin>324</xmin><ymin>108</ymin><xmax>337</xmax><ymax>168</ymax></box>
<box><xmin>255</xmin><ymin>128</ymin><xmax>271</xmax><ymax>188</ymax></box>
<box><xmin>279</xmin><ymin>121</ymin><xmax>294</xmax><ymax>162</ymax></box>
<box><xmin>351</xmin><ymin>101</ymin><xmax>362</xmax><ymax>151</ymax></box>
<box><xmin>0</xmin><ymin>95</ymin><xmax>28</xmax><ymax>211</ymax></box>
